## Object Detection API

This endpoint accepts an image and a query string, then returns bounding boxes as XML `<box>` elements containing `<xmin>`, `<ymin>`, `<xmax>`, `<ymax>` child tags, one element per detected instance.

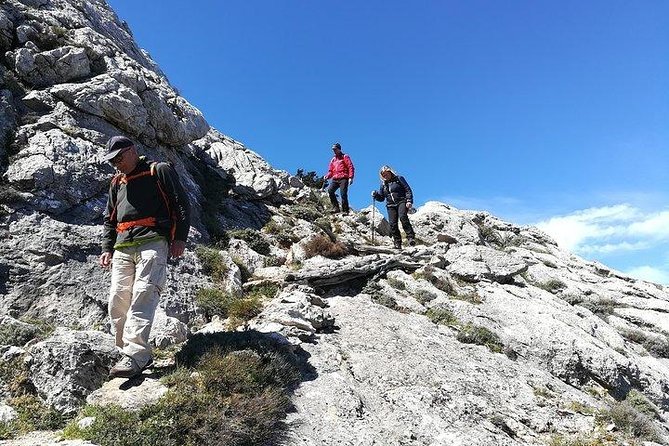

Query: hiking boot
<box><xmin>393</xmin><ymin>240</ymin><xmax>402</xmax><ymax>250</ymax></box>
<box><xmin>328</xmin><ymin>208</ymin><xmax>340</xmax><ymax>215</ymax></box>
<box><xmin>109</xmin><ymin>355</ymin><xmax>142</xmax><ymax>379</ymax></box>
<box><xmin>407</xmin><ymin>238</ymin><xmax>416</xmax><ymax>247</ymax></box>
<box><xmin>342</xmin><ymin>210</ymin><xmax>350</xmax><ymax>216</ymax></box>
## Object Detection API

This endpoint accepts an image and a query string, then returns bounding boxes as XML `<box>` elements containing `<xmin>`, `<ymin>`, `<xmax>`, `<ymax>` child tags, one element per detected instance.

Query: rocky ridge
<box><xmin>0</xmin><ymin>1</ymin><xmax>669</xmax><ymax>445</ymax></box>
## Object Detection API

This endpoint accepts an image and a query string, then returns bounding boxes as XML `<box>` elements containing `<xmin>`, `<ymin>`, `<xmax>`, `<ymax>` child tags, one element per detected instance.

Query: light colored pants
<box><xmin>108</xmin><ymin>238</ymin><xmax>168</xmax><ymax>367</ymax></box>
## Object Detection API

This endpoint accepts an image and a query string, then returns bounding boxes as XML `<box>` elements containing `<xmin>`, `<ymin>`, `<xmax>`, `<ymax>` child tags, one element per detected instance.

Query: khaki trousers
<box><xmin>108</xmin><ymin>238</ymin><xmax>168</xmax><ymax>367</ymax></box>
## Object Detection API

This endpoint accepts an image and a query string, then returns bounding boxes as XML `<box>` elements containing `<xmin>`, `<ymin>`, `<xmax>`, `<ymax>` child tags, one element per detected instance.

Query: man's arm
<box><xmin>155</xmin><ymin>163</ymin><xmax>191</xmax><ymax>257</ymax></box>
<box><xmin>344</xmin><ymin>155</ymin><xmax>354</xmax><ymax>183</ymax></box>
<box><xmin>99</xmin><ymin>181</ymin><xmax>117</xmax><ymax>267</ymax></box>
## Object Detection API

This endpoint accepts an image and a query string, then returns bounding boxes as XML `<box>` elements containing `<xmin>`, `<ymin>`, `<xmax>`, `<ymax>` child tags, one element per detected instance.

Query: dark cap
<box><xmin>332</xmin><ymin>142</ymin><xmax>341</xmax><ymax>150</ymax></box>
<box><xmin>103</xmin><ymin>136</ymin><xmax>134</xmax><ymax>161</ymax></box>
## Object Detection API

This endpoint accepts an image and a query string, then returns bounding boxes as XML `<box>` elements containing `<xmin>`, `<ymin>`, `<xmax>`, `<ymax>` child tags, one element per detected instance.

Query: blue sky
<box><xmin>107</xmin><ymin>0</ymin><xmax>669</xmax><ymax>283</ymax></box>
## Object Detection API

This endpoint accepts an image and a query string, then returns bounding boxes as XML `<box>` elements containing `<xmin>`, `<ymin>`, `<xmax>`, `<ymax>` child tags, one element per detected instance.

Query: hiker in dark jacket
<box><xmin>372</xmin><ymin>165</ymin><xmax>416</xmax><ymax>249</ymax></box>
<box><xmin>98</xmin><ymin>136</ymin><xmax>190</xmax><ymax>378</ymax></box>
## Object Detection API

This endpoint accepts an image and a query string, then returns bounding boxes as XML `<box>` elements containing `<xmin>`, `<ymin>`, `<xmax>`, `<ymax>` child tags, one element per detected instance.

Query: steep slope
<box><xmin>1</xmin><ymin>1</ymin><xmax>668</xmax><ymax>445</ymax></box>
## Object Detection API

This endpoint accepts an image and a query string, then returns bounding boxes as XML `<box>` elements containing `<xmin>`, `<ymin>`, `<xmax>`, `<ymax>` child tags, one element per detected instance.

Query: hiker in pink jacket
<box><xmin>324</xmin><ymin>142</ymin><xmax>355</xmax><ymax>215</ymax></box>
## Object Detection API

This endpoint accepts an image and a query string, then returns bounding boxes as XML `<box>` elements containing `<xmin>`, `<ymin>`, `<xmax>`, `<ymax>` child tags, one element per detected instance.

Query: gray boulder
<box><xmin>28</xmin><ymin>328</ymin><xmax>119</xmax><ymax>415</ymax></box>
<box><xmin>12</xmin><ymin>46</ymin><xmax>91</xmax><ymax>87</ymax></box>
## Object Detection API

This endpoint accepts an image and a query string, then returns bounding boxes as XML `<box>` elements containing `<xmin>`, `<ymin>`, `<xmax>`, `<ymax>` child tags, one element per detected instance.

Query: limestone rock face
<box><xmin>27</xmin><ymin>328</ymin><xmax>120</xmax><ymax>415</ymax></box>
<box><xmin>2</xmin><ymin>0</ymin><xmax>669</xmax><ymax>445</ymax></box>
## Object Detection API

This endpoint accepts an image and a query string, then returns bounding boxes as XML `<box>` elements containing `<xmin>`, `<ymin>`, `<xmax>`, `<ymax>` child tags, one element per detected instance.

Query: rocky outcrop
<box><xmin>27</xmin><ymin>328</ymin><xmax>119</xmax><ymax>415</ymax></box>
<box><xmin>1</xmin><ymin>0</ymin><xmax>669</xmax><ymax>445</ymax></box>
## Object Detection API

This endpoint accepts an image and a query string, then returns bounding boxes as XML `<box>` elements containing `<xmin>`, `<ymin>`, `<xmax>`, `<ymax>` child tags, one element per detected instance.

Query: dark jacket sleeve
<box><xmin>155</xmin><ymin>163</ymin><xmax>191</xmax><ymax>242</ymax></box>
<box><xmin>398</xmin><ymin>176</ymin><xmax>413</xmax><ymax>203</ymax></box>
<box><xmin>373</xmin><ymin>183</ymin><xmax>386</xmax><ymax>202</ymax></box>
<box><xmin>101</xmin><ymin>181</ymin><xmax>118</xmax><ymax>253</ymax></box>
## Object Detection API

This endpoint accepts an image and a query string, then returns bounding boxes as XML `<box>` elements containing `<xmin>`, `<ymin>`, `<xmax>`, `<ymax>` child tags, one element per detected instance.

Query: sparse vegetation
<box><xmin>413</xmin><ymin>266</ymin><xmax>454</xmax><ymax>294</ymax></box>
<box><xmin>195</xmin><ymin>288</ymin><xmax>236</xmax><ymax>320</ymax></box>
<box><xmin>295</xmin><ymin>169</ymin><xmax>325</xmax><ymax>189</ymax></box>
<box><xmin>303</xmin><ymin>234</ymin><xmax>349</xmax><ymax>259</ymax></box>
<box><xmin>578</xmin><ymin>299</ymin><xmax>617</xmax><ymax>320</ymax></box>
<box><xmin>622</xmin><ymin>329</ymin><xmax>669</xmax><ymax>359</ymax></box>
<box><xmin>597</xmin><ymin>400</ymin><xmax>663</xmax><ymax>443</ymax></box>
<box><xmin>536</xmin><ymin>279</ymin><xmax>566</xmax><ymax>294</ymax></box>
<box><xmin>547</xmin><ymin>392</ymin><xmax>664</xmax><ymax>446</ymax></box>
<box><xmin>0</xmin><ymin>394</ymin><xmax>64</xmax><ymax>440</ymax></box>
<box><xmin>414</xmin><ymin>289</ymin><xmax>437</xmax><ymax>305</ymax></box>
<box><xmin>228</xmin><ymin>229</ymin><xmax>271</xmax><ymax>256</ymax></box>
<box><xmin>456</xmin><ymin>323</ymin><xmax>503</xmax><ymax>353</ymax></box>
<box><xmin>290</xmin><ymin>205</ymin><xmax>322</xmax><ymax>223</ymax></box>
<box><xmin>425</xmin><ymin>307</ymin><xmax>458</xmax><ymax>326</ymax></box>
<box><xmin>0</xmin><ymin>319</ymin><xmax>45</xmax><ymax>347</ymax></box>
<box><xmin>363</xmin><ymin>282</ymin><xmax>397</xmax><ymax>310</ymax></box>
<box><xmin>386</xmin><ymin>277</ymin><xmax>406</xmax><ymax>290</ymax></box>
<box><xmin>195</xmin><ymin>246</ymin><xmax>228</xmax><ymax>283</ymax></box>
<box><xmin>63</xmin><ymin>332</ymin><xmax>301</xmax><ymax>446</ymax></box>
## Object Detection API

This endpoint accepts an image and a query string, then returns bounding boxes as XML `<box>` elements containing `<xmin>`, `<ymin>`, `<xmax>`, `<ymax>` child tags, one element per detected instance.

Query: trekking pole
<box><xmin>371</xmin><ymin>196</ymin><xmax>376</xmax><ymax>245</ymax></box>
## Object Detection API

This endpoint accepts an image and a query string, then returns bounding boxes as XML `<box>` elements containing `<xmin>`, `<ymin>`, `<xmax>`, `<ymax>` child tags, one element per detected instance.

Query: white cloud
<box><xmin>534</xmin><ymin>204</ymin><xmax>637</xmax><ymax>252</ymax></box>
<box><xmin>625</xmin><ymin>266</ymin><xmax>669</xmax><ymax>285</ymax></box>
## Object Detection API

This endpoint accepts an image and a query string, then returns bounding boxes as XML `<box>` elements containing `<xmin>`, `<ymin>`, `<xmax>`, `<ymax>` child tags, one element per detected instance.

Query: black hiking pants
<box><xmin>387</xmin><ymin>201</ymin><xmax>415</xmax><ymax>242</ymax></box>
<box><xmin>328</xmin><ymin>178</ymin><xmax>350</xmax><ymax>213</ymax></box>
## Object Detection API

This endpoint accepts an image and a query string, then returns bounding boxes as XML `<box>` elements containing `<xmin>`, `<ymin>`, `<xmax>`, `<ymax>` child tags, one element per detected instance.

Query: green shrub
<box><xmin>195</xmin><ymin>246</ymin><xmax>228</xmax><ymax>283</ymax></box>
<box><xmin>386</xmin><ymin>277</ymin><xmax>406</xmax><ymax>290</ymax></box>
<box><xmin>641</xmin><ymin>336</ymin><xmax>669</xmax><ymax>358</ymax></box>
<box><xmin>0</xmin><ymin>323</ymin><xmax>38</xmax><ymax>347</ymax></box>
<box><xmin>414</xmin><ymin>289</ymin><xmax>437</xmax><ymax>305</ymax></box>
<box><xmin>624</xmin><ymin>389</ymin><xmax>657</xmax><ymax>417</ymax></box>
<box><xmin>597</xmin><ymin>401</ymin><xmax>663</xmax><ymax>443</ymax></box>
<box><xmin>64</xmin><ymin>332</ymin><xmax>301</xmax><ymax>446</ymax></box>
<box><xmin>456</xmin><ymin>323</ymin><xmax>503</xmax><ymax>353</ymax></box>
<box><xmin>294</xmin><ymin>169</ymin><xmax>325</xmax><ymax>189</ymax></box>
<box><xmin>247</xmin><ymin>284</ymin><xmax>279</xmax><ymax>300</ymax></box>
<box><xmin>290</xmin><ymin>205</ymin><xmax>322</xmax><ymax>222</ymax></box>
<box><xmin>537</xmin><ymin>279</ymin><xmax>566</xmax><ymax>293</ymax></box>
<box><xmin>303</xmin><ymin>235</ymin><xmax>349</xmax><ymax>259</ymax></box>
<box><xmin>0</xmin><ymin>394</ymin><xmax>64</xmax><ymax>440</ymax></box>
<box><xmin>414</xmin><ymin>267</ymin><xmax>454</xmax><ymax>294</ymax></box>
<box><xmin>579</xmin><ymin>299</ymin><xmax>616</xmax><ymax>320</ymax></box>
<box><xmin>228</xmin><ymin>297</ymin><xmax>263</xmax><ymax>329</ymax></box>
<box><xmin>426</xmin><ymin>307</ymin><xmax>458</xmax><ymax>326</ymax></box>
<box><xmin>228</xmin><ymin>229</ymin><xmax>271</xmax><ymax>256</ymax></box>
<box><xmin>453</xmin><ymin>290</ymin><xmax>483</xmax><ymax>304</ymax></box>
<box><xmin>195</xmin><ymin>288</ymin><xmax>235</xmax><ymax>320</ymax></box>
<box><xmin>363</xmin><ymin>282</ymin><xmax>397</xmax><ymax>310</ymax></box>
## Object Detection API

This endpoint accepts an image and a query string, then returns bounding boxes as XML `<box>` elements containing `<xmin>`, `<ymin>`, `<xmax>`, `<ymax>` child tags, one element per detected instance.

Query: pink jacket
<box><xmin>325</xmin><ymin>154</ymin><xmax>355</xmax><ymax>180</ymax></box>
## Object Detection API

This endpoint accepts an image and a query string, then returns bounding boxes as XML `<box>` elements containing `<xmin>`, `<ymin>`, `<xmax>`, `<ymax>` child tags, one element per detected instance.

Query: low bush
<box><xmin>597</xmin><ymin>400</ymin><xmax>663</xmax><ymax>443</ymax></box>
<box><xmin>414</xmin><ymin>289</ymin><xmax>437</xmax><ymax>305</ymax></box>
<box><xmin>228</xmin><ymin>229</ymin><xmax>271</xmax><ymax>256</ymax></box>
<box><xmin>303</xmin><ymin>234</ymin><xmax>349</xmax><ymax>259</ymax></box>
<box><xmin>579</xmin><ymin>299</ymin><xmax>616</xmax><ymax>320</ymax></box>
<box><xmin>0</xmin><ymin>394</ymin><xmax>64</xmax><ymax>440</ymax></box>
<box><xmin>426</xmin><ymin>307</ymin><xmax>458</xmax><ymax>326</ymax></box>
<box><xmin>456</xmin><ymin>323</ymin><xmax>503</xmax><ymax>353</ymax></box>
<box><xmin>195</xmin><ymin>246</ymin><xmax>228</xmax><ymax>283</ymax></box>
<box><xmin>363</xmin><ymin>282</ymin><xmax>397</xmax><ymax>310</ymax></box>
<box><xmin>536</xmin><ymin>279</ymin><xmax>566</xmax><ymax>294</ymax></box>
<box><xmin>290</xmin><ymin>205</ymin><xmax>321</xmax><ymax>223</ymax></box>
<box><xmin>64</xmin><ymin>332</ymin><xmax>302</xmax><ymax>446</ymax></box>
<box><xmin>386</xmin><ymin>277</ymin><xmax>406</xmax><ymax>290</ymax></box>
<box><xmin>414</xmin><ymin>266</ymin><xmax>454</xmax><ymax>294</ymax></box>
<box><xmin>195</xmin><ymin>288</ymin><xmax>235</xmax><ymax>320</ymax></box>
